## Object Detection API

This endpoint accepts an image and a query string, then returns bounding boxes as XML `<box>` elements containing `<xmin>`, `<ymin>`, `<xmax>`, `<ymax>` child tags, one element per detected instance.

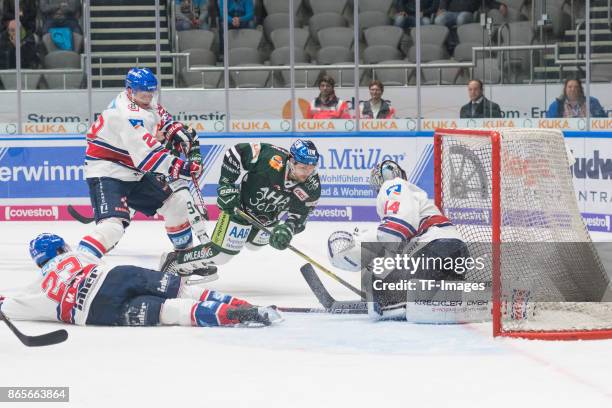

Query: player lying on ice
<box><xmin>79</xmin><ymin>67</ymin><xmax>209</xmax><ymax>265</ymax></box>
<box><xmin>159</xmin><ymin>139</ymin><xmax>322</xmax><ymax>274</ymax></box>
<box><xmin>0</xmin><ymin>234</ymin><xmax>281</xmax><ymax>328</ymax></box>
<box><xmin>327</xmin><ymin>160</ymin><xmax>482</xmax><ymax>322</ymax></box>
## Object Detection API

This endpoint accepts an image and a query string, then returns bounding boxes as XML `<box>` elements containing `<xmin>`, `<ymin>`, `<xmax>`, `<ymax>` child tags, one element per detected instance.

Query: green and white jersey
<box><xmin>219</xmin><ymin>142</ymin><xmax>321</xmax><ymax>233</ymax></box>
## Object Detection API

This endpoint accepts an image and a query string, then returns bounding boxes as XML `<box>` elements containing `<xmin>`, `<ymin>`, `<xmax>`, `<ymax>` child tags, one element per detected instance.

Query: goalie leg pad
<box><xmin>405</xmin><ymin>279</ymin><xmax>492</xmax><ymax>323</ymax></box>
<box><xmin>78</xmin><ymin>217</ymin><xmax>125</xmax><ymax>258</ymax></box>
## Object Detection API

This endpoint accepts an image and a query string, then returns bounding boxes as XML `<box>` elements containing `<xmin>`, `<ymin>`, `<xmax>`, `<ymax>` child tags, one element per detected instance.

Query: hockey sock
<box><xmin>199</xmin><ymin>289</ymin><xmax>251</xmax><ymax>307</ymax></box>
<box><xmin>165</xmin><ymin>221</ymin><xmax>193</xmax><ymax>250</ymax></box>
<box><xmin>78</xmin><ymin>218</ymin><xmax>124</xmax><ymax>258</ymax></box>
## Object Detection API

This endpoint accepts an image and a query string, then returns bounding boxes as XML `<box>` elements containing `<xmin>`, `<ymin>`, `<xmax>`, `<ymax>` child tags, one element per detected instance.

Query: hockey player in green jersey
<box><xmin>160</xmin><ymin>139</ymin><xmax>321</xmax><ymax>276</ymax></box>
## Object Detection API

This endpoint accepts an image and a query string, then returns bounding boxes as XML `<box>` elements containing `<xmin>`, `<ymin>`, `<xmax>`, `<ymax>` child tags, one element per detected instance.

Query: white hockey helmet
<box><xmin>370</xmin><ymin>160</ymin><xmax>407</xmax><ymax>192</ymax></box>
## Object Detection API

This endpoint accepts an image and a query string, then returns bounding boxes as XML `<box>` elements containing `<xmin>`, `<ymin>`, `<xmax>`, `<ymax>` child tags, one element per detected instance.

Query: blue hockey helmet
<box><xmin>125</xmin><ymin>67</ymin><xmax>158</xmax><ymax>93</ymax></box>
<box><xmin>290</xmin><ymin>139</ymin><xmax>319</xmax><ymax>166</ymax></box>
<box><xmin>29</xmin><ymin>233</ymin><xmax>69</xmax><ymax>267</ymax></box>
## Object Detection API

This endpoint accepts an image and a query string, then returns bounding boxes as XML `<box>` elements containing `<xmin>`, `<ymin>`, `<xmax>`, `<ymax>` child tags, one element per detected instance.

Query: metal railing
<box><xmin>0</xmin><ymin>52</ymin><xmax>87</xmax><ymax>90</ymax></box>
<box><xmin>89</xmin><ymin>52</ymin><xmax>190</xmax><ymax>88</ymax></box>
<box><xmin>3</xmin><ymin>44</ymin><xmax>612</xmax><ymax>91</ymax></box>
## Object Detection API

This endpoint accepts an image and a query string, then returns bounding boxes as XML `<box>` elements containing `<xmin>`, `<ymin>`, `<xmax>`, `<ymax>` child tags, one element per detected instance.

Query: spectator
<box><xmin>547</xmin><ymin>78</ymin><xmax>607</xmax><ymax>118</ymax></box>
<box><xmin>218</xmin><ymin>0</ymin><xmax>255</xmax><ymax>29</ymax></box>
<box><xmin>175</xmin><ymin>0</ymin><xmax>210</xmax><ymax>31</ymax></box>
<box><xmin>40</xmin><ymin>0</ymin><xmax>83</xmax><ymax>35</ymax></box>
<box><xmin>305</xmin><ymin>75</ymin><xmax>351</xmax><ymax>119</ymax></box>
<box><xmin>393</xmin><ymin>1</ymin><xmax>439</xmax><ymax>30</ymax></box>
<box><xmin>359</xmin><ymin>80</ymin><xmax>396</xmax><ymax>119</ymax></box>
<box><xmin>434</xmin><ymin>0</ymin><xmax>479</xmax><ymax>27</ymax></box>
<box><xmin>459</xmin><ymin>79</ymin><xmax>502</xmax><ymax>118</ymax></box>
<box><xmin>0</xmin><ymin>18</ymin><xmax>40</xmax><ymax>70</ymax></box>
<box><xmin>1</xmin><ymin>0</ymin><xmax>38</xmax><ymax>34</ymax></box>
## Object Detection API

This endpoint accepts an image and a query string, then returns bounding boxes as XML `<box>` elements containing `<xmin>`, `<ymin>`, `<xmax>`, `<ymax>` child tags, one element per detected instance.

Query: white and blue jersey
<box><xmin>85</xmin><ymin>91</ymin><xmax>176</xmax><ymax>182</ymax></box>
<box><xmin>0</xmin><ymin>251</ymin><xmax>108</xmax><ymax>325</ymax></box>
<box><xmin>376</xmin><ymin>178</ymin><xmax>462</xmax><ymax>244</ymax></box>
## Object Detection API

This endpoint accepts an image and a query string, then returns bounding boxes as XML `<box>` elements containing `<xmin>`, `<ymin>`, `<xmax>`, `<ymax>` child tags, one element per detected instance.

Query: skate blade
<box><xmin>184</xmin><ymin>273</ymin><xmax>219</xmax><ymax>286</ymax></box>
<box><xmin>260</xmin><ymin>306</ymin><xmax>284</xmax><ymax>324</ymax></box>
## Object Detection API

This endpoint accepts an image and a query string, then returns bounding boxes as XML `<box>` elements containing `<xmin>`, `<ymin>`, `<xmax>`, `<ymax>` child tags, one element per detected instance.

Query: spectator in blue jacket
<box><xmin>547</xmin><ymin>78</ymin><xmax>607</xmax><ymax>118</ymax></box>
<box><xmin>218</xmin><ymin>0</ymin><xmax>255</xmax><ymax>29</ymax></box>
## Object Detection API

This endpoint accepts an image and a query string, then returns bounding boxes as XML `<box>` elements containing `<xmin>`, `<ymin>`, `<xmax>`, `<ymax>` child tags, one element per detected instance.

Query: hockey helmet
<box><xmin>290</xmin><ymin>139</ymin><xmax>319</xmax><ymax>166</ymax></box>
<box><xmin>370</xmin><ymin>160</ymin><xmax>407</xmax><ymax>192</ymax></box>
<box><xmin>29</xmin><ymin>233</ymin><xmax>70</xmax><ymax>267</ymax></box>
<box><xmin>125</xmin><ymin>67</ymin><xmax>158</xmax><ymax>93</ymax></box>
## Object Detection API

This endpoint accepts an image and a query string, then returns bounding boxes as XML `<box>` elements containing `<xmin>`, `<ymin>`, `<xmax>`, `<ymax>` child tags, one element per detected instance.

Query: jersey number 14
<box><xmin>383</xmin><ymin>200</ymin><xmax>400</xmax><ymax>215</ymax></box>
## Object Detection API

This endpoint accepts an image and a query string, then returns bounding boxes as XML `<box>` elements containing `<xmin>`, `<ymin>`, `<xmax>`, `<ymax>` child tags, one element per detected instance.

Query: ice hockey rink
<box><xmin>1</xmin><ymin>220</ymin><xmax>612</xmax><ymax>408</ymax></box>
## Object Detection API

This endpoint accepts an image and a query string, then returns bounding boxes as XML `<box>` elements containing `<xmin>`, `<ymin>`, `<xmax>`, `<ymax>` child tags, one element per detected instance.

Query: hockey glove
<box><xmin>169</xmin><ymin>158</ymin><xmax>203</xmax><ymax>180</ymax></box>
<box><xmin>188</xmin><ymin>140</ymin><xmax>203</xmax><ymax>164</ymax></box>
<box><xmin>162</xmin><ymin>122</ymin><xmax>198</xmax><ymax>151</ymax></box>
<box><xmin>216</xmin><ymin>184</ymin><xmax>241</xmax><ymax>214</ymax></box>
<box><xmin>269</xmin><ymin>223</ymin><xmax>293</xmax><ymax>250</ymax></box>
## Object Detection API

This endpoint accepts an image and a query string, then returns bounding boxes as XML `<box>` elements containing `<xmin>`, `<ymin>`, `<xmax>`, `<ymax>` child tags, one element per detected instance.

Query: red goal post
<box><xmin>433</xmin><ymin>128</ymin><xmax>612</xmax><ymax>340</ymax></box>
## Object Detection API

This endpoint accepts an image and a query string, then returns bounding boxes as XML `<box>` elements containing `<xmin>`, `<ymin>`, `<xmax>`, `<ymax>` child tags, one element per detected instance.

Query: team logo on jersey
<box><xmin>385</xmin><ymin>184</ymin><xmax>402</xmax><ymax>197</ymax></box>
<box><xmin>293</xmin><ymin>187</ymin><xmax>310</xmax><ymax>201</ymax></box>
<box><xmin>129</xmin><ymin>118</ymin><xmax>144</xmax><ymax>128</ymax></box>
<box><xmin>269</xmin><ymin>155</ymin><xmax>284</xmax><ymax>171</ymax></box>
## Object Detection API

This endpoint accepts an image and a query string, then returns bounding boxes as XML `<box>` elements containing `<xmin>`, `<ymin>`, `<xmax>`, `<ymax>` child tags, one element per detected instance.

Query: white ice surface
<box><xmin>1</xmin><ymin>221</ymin><xmax>612</xmax><ymax>408</ymax></box>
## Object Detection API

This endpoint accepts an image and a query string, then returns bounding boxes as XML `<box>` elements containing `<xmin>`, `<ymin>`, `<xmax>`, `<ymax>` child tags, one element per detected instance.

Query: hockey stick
<box><xmin>190</xmin><ymin>175</ymin><xmax>209</xmax><ymax>221</ymax></box>
<box><xmin>68</xmin><ymin>205</ymin><xmax>143</xmax><ymax>224</ymax></box>
<box><xmin>276</xmin><ymin>305</ymin><xmax>367</xmax><ymax>314</ymax></box>
<box><xmin>299</xmin><ymin>263</ymin><xmax>367</xmax><ymax>313</ymax></box>
<box><xmin>0</xmin><ymin>310</ymin><xmax>68</xmax><ymax>347</ymax></box>
<box><xmin>67</xmin><ymin>205</ymin><xmax>94</xmax><ymax>224</ymax></box>
<box><xmin>234</xmin><ymin>208</ymin><xmax>366</xmax><ymax>299</ymax></box>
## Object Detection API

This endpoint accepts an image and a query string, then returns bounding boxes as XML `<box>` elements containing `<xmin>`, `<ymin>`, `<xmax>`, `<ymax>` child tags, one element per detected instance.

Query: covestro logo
<box><xmin>4</xmin><ymin>206</ymin><xmax>59</xmax><ymax>220</ymax></box>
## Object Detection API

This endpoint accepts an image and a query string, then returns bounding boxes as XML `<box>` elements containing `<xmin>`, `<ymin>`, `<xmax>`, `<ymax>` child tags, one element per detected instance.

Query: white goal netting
<box><xmin>435</xmin><ymin>128</ymin><xmax>612</xmax><ymax>339</ymax></box>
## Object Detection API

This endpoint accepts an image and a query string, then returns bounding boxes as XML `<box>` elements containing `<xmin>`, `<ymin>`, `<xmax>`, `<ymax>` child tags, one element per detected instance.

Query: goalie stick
<box><xmin>0</xmin><ymin>310</ymin><xmax>68</xmax><ymax>347</ymax></box>
<box><xmin>234</xmin><ymin>208</ymin><xmax>366</xmax><ymax>299</ymax></box>
<box><xmin>298</xmin><ymin>263</ymin><xmax>367</xmax><ymax>314</ymax></box>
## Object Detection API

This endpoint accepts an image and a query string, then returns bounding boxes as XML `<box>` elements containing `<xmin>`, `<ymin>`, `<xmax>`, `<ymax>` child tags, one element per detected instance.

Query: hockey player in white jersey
<box><xmin>328</xmin><ymin>160</ymin><xmax>472</xmax><ymax>320</ymax></box>
<box><xmin>0</xmin><ymin>234</ymin><xmax>280</xmax><ymax>327</ymax></box>
<box><xmin>79</xmin><ymin>67</ymin><xmax>208</xmax><ymax>262</ymax></box>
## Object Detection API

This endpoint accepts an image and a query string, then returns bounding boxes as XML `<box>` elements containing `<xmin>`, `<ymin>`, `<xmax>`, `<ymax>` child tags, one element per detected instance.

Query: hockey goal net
<box><xmin>434</xmin><ymin>128</ymin><xmax>612</xmax><ymax>340</ymax></box>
